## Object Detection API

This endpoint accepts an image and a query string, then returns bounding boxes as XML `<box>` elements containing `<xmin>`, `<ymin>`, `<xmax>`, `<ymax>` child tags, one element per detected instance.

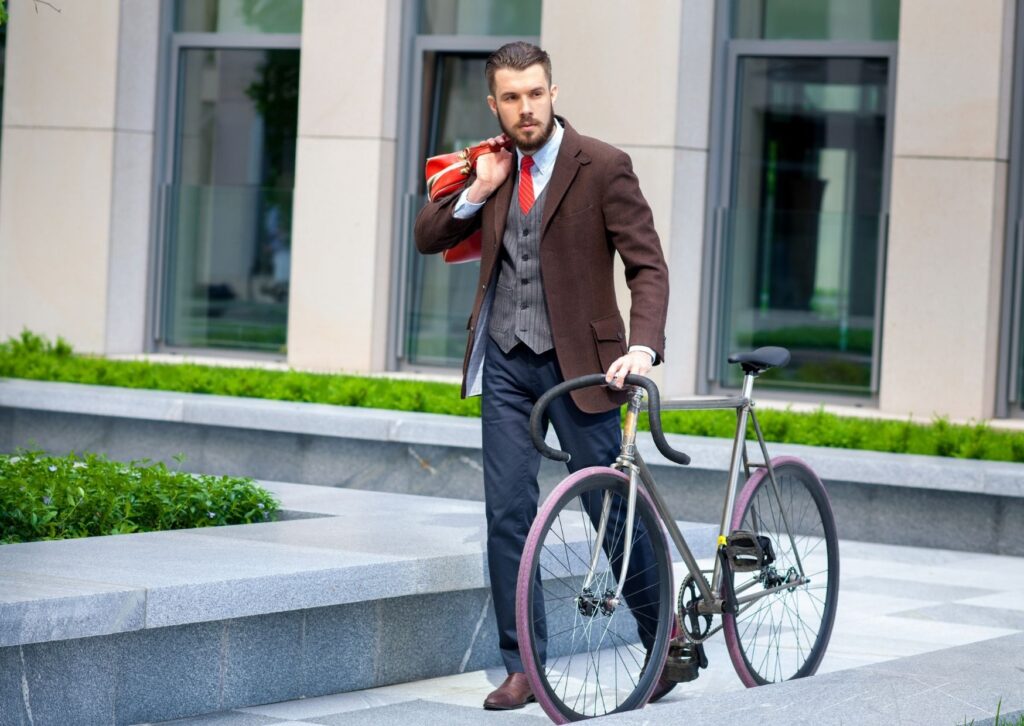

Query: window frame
<box><xmin>698</xmin><ymin>1</ymin><xmax>899</xmax><ymax>403</ymax></box>
<box><xmin>148</xmin><ymin>5</ymin><xmax>301</xmax><ymax>359</ymax></box>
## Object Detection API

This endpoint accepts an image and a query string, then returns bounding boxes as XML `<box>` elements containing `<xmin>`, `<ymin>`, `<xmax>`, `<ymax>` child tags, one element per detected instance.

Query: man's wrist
<box><xmin>628</xmin><ymin>345</ymin><xmax>656</xmax><ymax>365</ymax></box>
<box><xmin>466</xmin><ymin>179</ymin><xmax>495</xmax><ymax>204</ymax></box>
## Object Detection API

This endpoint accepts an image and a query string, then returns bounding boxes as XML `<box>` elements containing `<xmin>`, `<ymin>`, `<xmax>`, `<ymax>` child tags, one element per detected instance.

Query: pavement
<box><xmin>142</xmin><ymin>538</ymin><xmax>1024</xmax><ymax>726</ymax></box>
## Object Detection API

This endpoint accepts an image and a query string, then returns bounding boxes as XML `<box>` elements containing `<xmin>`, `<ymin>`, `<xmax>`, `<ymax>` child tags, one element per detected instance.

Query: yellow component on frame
<box><xmin>717</xmin><ymin>535</ymin><xmax>728</xmax><ymax>547</ymax></box>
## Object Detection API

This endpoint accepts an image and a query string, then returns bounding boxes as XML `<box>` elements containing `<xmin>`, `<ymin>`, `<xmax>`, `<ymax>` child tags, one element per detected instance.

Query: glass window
<box><xmin>717</xmin><ymin>56</ymin><xmax>890</xmax><ymax>394</ymax></box>
<box><xmin>175</xmin><ymin>0</ymin><xmax>303</xmax><ymax>34</ymax></box>
<box><xmin>731</xmin><ymin>0</ymin><xmax>899</xmax><ymax>42</ymax></box>
<box><xmin>162</xmin><ymin>48</ymin><xmax>299</xmax><ymax>352</ymax></box>
<box><xmin>405</xmin><ymin>53</ymin><xmax>494</xmax><ymax>366</ymax></box>
<box><xmin>419</xmin><ymin>0</ymin><xmax>541</xmax><ymax>36</ymax></box>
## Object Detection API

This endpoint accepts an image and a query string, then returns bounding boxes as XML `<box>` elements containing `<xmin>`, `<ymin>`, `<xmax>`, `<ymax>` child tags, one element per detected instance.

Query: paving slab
<box><xmin>599</xmin><ymin>633</ymin><xmax>1024</xmax><ymax>726</ymax></box>
<box><xmin>156</xmin><ymin>540</ymin><xmax>1024</xmax><ymax>726</ymax></box>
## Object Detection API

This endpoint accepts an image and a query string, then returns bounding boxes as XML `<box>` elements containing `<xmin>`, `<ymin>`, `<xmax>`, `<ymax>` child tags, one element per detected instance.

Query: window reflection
<box><xmin>719</xmin><ymin>56</ymin><xmax>890</xmax><ymax>392</ymax></box>
<box><xmin>163</xmin><ymin>48</ymin><xmax>299</xmax><ymax>352</ymax></box>
<box><xmin>175</xmin><ymin>0</ymin><xmax>303</xmax><ymax>34</ymax></box>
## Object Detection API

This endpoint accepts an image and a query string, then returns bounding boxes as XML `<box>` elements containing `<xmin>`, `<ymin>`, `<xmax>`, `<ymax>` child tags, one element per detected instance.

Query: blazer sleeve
<box><xmin>600</xmin><ymin>150</ymin><xmax>670</xmax><ymax>363</ymax></box>
<box><xmin>414</xmin><ymin>180</ymin><xmax>483</xmax><ymax>255</ymax></box>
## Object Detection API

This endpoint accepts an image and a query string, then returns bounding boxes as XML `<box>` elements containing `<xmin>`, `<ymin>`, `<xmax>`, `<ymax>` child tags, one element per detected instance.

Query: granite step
<box><xmin>0</xmin><ymin>482</ymin><xmax>718</xmax><ymax>726</ymax></box>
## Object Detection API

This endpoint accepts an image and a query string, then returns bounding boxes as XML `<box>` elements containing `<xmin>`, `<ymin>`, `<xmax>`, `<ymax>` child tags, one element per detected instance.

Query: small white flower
<box><xmin>48</xmin><ymin>465</ymin><xmax>57</xmax><ymax>472</ymax></box>
<box><xmin>257</xmin><ymin>502</ymin><xmax>265</xmax><ymax>509</ymax></box>
<box><xmin>207</xmin><ymin>511</ymin><xmax>216</xmax><ymax>519</ymax></box>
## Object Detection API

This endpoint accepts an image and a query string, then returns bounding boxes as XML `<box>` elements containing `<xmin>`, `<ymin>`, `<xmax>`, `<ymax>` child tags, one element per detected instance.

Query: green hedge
<box><xmin>0</xmin><ymin>450</ymin><xmax>280</xmax><ymax>545</ymax></box>
<box><xmin>3</xmin><ymin>331</ymin><xmax>1024</xmax><ymax>463</ymax></box>
<box><xmin>0</xmin><ymin>331</ymin><xmax>481</xmax><ymax>416</ymax></box>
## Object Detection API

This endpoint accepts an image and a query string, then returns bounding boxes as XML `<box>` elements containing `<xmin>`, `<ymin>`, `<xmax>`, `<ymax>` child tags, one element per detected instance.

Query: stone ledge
<box><xmin>601</xmin><ymin>632</ymin><xmax>1024</xmax><ymax>726</ymax></box>
<box><xmin>3</xmin><ymin>378</ymin><xmax>1023</xmax><ymax>499</ymax></box>
<box><xmin>0</xmin><ymin>482</ymin><xmax>718</xmax><ymax>648</ymax></box>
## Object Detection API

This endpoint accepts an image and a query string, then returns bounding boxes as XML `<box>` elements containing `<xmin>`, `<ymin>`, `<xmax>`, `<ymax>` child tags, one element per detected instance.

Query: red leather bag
<box><xmin>425</xmin><ymin>137</ymin><xmax>511</xmax><ymax>264</ymax></box>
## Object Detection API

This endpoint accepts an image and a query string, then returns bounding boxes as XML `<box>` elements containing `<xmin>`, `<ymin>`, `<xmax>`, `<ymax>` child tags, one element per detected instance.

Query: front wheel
<box><xmin>723</xmin><ymin>457</ymin><xmax>839</xmax><ymax>686</ymax></box>
<box><xmin>516</xmin><ymin>466</ymin><xmax>674</xmax><ymax>722</ymax></box>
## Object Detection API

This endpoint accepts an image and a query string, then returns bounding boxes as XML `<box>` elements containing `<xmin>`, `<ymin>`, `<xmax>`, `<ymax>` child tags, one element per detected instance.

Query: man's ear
<box><xmin>487</xmin><ymin>95</ymin><xmax>498</xmax><ymax>116</ymax></box>
<box><xmin>550</xmin><ymin>84</ymin><xmax>558</xmax><ymax>104</ymax></box>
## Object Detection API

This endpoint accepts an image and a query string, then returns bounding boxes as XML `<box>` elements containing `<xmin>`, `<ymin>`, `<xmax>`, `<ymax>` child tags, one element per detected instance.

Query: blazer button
<box><xmin>617</xmin><ymin>332</ymin><xmax>624</xmax><ymax>340</ymax></box>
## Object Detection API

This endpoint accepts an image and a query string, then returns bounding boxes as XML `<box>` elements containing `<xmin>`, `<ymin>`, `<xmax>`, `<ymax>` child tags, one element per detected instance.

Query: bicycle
<box><xmin>515</xmin><ymin>347</ymin><xmax>839</xmax><ymax>722</ymax></box>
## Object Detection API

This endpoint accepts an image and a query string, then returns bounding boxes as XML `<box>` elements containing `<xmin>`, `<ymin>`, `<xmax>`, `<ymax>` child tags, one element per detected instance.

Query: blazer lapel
<box><xmin>541</xmin><ymin>119</ymin><xmax>584</xmax><ymax>237</ymax></box>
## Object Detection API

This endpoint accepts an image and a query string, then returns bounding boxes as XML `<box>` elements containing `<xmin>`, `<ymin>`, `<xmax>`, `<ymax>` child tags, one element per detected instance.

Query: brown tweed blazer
<box><xmin>414</xmin><ymin>118</ymin><xmax>669</xmax><ymax>414</ymax></box>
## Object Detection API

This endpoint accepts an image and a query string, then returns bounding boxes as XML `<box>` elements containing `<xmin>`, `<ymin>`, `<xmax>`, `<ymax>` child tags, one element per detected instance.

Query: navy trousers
<box><xmin>481</xmin><ymin>336</ymin><xmax>661</xmax><ymax>673</ymax></box>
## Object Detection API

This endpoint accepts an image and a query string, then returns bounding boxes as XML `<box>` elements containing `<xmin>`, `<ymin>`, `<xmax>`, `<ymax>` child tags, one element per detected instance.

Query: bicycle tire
<box><xmin>722</xmin><ymin>456</ymin><xmax>839</xmax><ymax>686</ymax></box>
<box><xmin>516</xmin><ymin>466</ymin><xmax>674</xmax><ymax>722</ymax></box>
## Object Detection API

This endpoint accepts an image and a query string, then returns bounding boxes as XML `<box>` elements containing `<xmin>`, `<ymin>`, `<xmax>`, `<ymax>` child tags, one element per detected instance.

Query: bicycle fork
<box><xmin>582</xmin><ymin>387</ymin><xmax>645</xmax><ymax>604</ymax></box>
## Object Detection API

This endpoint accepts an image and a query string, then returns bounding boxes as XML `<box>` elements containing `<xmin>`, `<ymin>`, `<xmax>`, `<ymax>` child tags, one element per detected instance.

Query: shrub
<box><xmin>0</xmin><ymin>450</ymin><xmax>280</xmax><ymax>545</ymax></box>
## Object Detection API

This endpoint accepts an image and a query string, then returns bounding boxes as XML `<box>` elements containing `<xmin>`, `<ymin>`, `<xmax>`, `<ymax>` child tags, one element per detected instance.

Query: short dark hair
<box><xmin>485</xmin><ymin>42</ymin><xmax>552</xmax><ymax>95</ymax></box>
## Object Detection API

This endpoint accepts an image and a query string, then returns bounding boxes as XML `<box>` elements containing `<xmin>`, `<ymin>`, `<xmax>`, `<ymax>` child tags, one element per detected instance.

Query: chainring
<box><xmin>676</xmin><ymin>572</ymin><xmax>719</xmax><ymax>643</ymax></box>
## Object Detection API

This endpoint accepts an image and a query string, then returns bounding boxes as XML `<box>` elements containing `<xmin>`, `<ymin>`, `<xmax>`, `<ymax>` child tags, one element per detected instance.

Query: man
<box><xmin>414</xmin><ymin>42</ymin><xmax>670</xmax><ymax>710</ymax></box>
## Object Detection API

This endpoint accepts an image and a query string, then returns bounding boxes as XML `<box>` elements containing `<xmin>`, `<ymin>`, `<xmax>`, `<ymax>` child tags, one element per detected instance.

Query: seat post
<box><xmin>741</xmin><ymin>372</ymin><xmax>757</xmax><ymax>400</ymax></box>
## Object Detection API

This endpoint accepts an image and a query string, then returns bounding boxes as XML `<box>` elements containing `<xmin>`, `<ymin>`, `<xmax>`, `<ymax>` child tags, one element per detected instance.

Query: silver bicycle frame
<box><xmin>601</xmin><ymin>373</ymin><xmax>809</xmax><ymax>614</ymax></box>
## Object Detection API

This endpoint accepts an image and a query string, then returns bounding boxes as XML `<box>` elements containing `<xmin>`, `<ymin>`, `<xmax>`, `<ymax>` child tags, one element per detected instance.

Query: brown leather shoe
<box><xmin>483</xmin><ymin>673</ymin><xmax>536</xmax><ymax>710</ymax></box>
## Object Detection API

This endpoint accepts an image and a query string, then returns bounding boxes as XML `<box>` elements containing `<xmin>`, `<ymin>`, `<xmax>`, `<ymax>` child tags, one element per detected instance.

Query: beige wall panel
<box><xmin>677</xmin><ymin>0</ymin><xmax>715</xmax><ymax>151</ymax></box>
<box><xmin>893</xmin><ymin>0</ymin><xmax>1015</xmax><ymax>160</ymax></box>
<box><xmin>880</xmin><ymin>157</ymin><xmax>1006</xmax><ymax>418</ymax></box>
<box><xmin>4</xmin><ymin>0</ymin><xmax>119</xmax><ymax>130</ymax></box>
<box><xmin>0</xmin><ymin>128</ymin><xmax>114</xmax><ymax>351</ymax></box>
<box><xmin>115</xmin><ymin>0</ymin><xmax>161</xmax><ymax>134</ymax></box>
<box><xmin>542</xmin><ymin>0</ymin><xmax>682</xmax><ymax>147</ymax></box>
<box><xmin>371</xmin><ymin>140</ymin><xmax>397</xmax><ymax>371</ymax></box>
<box><xmin>663</xmin><ymin>149</ymin><xmax>708</xmax><ymax>397</ymax></box>
<box><xmin>287</xmin><ymin>137</ymin><xmax>387</xmax><ymax>371</ymax></box>
<box><xmin>297</xmin><ymin>0</ymin><xmax>396</xmax><ymax>139</ymax></box>
<box><xmin>105</xmin><ymin>131</ymin><xmax>154</xmax><ymax>354</ymax></box>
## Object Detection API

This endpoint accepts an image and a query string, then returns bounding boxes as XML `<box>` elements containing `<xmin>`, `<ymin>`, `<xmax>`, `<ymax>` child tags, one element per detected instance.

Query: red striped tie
<box><xmin>519</xmin><ymin>155</ymin><xmax>535</xmax><ymax>214</ymax></box>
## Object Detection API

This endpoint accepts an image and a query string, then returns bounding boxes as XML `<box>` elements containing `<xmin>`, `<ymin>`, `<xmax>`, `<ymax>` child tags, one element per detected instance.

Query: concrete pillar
<box><xmin>286</xmin><ymin>0</ymin><xmax>401</xmax><ymax>372</ymax></box>
<box><xmin>0</xmin><ymin>1</ymin><xmax>158</xmax><ymax>354</ymax></box>
<box><xmin>880</xmin><ymin>0</ymin><xmax>1016</xmax><ymax>418</ymax></box>
<box><xmin>541</xmin><ymin>0</ymin><xmax>714</xmax><ymax>395</ymax></box>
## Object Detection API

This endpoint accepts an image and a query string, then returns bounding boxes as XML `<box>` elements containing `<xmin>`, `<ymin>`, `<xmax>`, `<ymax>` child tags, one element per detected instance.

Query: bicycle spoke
<box><xmin>522</xmin><ymin>473</ymin><xmax>673</xmax><ymax>720</ymax></box>
<box><xmin>725</xmin><ymin>462</ymin><xmax>838</xmax><ymax>686</ymax></box>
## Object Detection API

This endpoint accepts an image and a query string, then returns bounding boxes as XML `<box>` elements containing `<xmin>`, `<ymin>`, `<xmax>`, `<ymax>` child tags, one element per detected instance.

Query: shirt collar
<box><xmin>517</xmin><ymin>118</ymin><xmax>564</xmax><ymax>174</ymax></box>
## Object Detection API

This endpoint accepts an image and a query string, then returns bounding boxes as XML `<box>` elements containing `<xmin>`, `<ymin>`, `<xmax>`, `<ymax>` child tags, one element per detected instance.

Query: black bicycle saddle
<box><xmin>727</xmin><ymin>346</ymin><xmax>791</xmax><ymax>375</ymax></box>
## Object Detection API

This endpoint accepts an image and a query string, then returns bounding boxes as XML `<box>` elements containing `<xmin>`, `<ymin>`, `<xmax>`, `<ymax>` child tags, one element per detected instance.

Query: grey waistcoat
<box><xmin>489</xmin><ymin>174</ymin><xmax>553</xmax><ymax>355</ymax></box>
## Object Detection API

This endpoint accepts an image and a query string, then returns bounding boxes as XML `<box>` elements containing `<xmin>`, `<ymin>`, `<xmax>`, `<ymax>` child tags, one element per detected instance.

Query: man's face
<box><xmin>487</xmin><ymin>64</ymin><xmax>559</xmax><ymax>153</ymax></box>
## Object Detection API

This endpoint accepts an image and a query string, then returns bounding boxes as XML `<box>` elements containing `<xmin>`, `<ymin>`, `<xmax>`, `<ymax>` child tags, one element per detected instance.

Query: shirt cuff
<box><xmin>453</xmin><ymin>188</ymin><xmax>484</xmax><ymax>219</ymax></box>
<box><xmin>629</xmin><ymin>345</ymin><xmax>657</xmax><ymax>364</ymax></box>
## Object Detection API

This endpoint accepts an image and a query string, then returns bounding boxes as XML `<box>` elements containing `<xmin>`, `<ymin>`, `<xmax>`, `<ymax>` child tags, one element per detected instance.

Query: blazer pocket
<box><xmin>550</xmin><ymin>203</ymin><xmax>595</xmax><ymax>228</ymax></box>
<box><xmin>590</xmin><ymin>312</ymin><xmax>627</xmax><ymax>372</ymax></box>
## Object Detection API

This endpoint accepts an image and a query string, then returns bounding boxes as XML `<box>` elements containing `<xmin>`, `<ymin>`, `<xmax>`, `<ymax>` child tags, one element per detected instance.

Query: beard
<box><xmin>499</xmin><ymin>112</ymin><xmax>556</xmax><ymax>153</ymax></box>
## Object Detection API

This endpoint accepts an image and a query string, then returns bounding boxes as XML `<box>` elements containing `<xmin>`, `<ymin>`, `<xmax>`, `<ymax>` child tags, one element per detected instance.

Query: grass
<box><xmin>0</xmin><ymin>449</ymin><xmax>280</xmax><ymax>545</ymax></box>
<box><xmin>5</xmin><ymin>330</ymin><xmax>1024</xmax><ymax>463</ymax></box>
<box><xmin>958</xmin><ymin>701</ymin><xmax>1024</xmax><ymax>725</ymax></box>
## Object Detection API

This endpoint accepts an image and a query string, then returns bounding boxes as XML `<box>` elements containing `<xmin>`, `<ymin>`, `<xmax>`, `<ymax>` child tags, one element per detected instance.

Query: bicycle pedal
<box><xmin>663</xmin><ymin>639</ymin><xmax>705</xmax><ymax>683</ymax></box>
<box><xmin>725</xmin><ymin>530</ymin><xmax>775</xmax><ymax>572</ymax></box>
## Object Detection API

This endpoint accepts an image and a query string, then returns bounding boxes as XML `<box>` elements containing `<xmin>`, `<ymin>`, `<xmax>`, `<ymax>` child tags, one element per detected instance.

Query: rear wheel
<box><xmin>516</xmin><ymin>466</ymin><xmax>674</xmax><ymax>722</ymax></box>
<box><xmin>722</xmin><ymin>457</ymin><xmax>839</xmax><ymax>686</ymax></box>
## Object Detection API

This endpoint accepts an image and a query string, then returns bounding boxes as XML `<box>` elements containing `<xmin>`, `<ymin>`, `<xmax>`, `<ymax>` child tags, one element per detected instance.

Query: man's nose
<box><xmin>519</xmin><ymin>97</ymin><xmax>533</xmax><ymax>116</ymax></box>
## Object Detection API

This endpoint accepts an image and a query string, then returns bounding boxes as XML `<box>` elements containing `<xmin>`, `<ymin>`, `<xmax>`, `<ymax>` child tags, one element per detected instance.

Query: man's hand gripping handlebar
<box><xmin>528</xmin><ymin>374</ymin><xmax>691</xmax><ymax>466</ymax></box>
